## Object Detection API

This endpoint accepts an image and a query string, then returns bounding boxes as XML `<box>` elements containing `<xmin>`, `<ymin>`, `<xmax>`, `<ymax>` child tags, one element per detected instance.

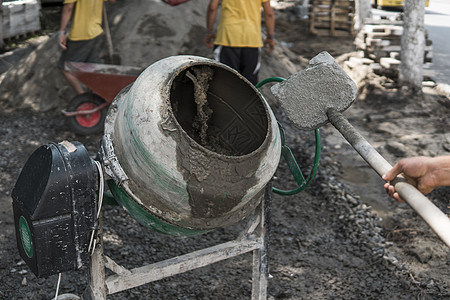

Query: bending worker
<box><xmin>205</xmin><ymin>0</ymin><xmax>275</xmax><ymax>85</ymax></box>
<box><xmin>58</xmin><ymin>0</ymin><xmax>115</xmax><ymax>94</ymax></box>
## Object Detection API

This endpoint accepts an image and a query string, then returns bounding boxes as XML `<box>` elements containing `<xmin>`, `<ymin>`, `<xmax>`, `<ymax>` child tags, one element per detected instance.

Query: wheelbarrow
<box><xmin>62</xmin><ymin>62</ymin><xmax>143</xmax><ymax>135</ymax></box>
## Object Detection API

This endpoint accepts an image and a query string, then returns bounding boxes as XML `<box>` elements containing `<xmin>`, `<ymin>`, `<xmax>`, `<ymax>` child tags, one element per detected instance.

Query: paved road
<box><xmin>424</xmin><ymin>0</ymin><xmax>450</xmax><ymax>90</ymax></box>
<box><xmin>372</xmin><ymin>1</ymin><xmax>450</xmax><ymax>91</ymax></box>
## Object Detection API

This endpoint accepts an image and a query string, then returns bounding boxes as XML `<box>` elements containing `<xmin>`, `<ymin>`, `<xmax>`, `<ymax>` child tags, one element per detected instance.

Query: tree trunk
<box><xmin>354</xmin><ymin>0</ymin><xmax>372</xmax><ymax>33</ymax></box>
<box><xmin>399</xmin><ymin>0</ymin><xmax>425</xmax><ymax>92</ymax></box>
<box><xmin>0</xmin><ymin>0</ymin><xmax>4</xmax><ymax>49</ymax></box>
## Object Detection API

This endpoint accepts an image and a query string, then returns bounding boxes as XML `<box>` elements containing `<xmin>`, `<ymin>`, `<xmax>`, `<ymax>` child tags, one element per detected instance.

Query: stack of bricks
<box><xmin>355</xmin><ymin>16</ymin><xmax>432</xmax><ymax>72</ymax></box>
<box><xmin>2</xmin><ymin>0</ymin><xmax>41</xmax><ymax>40</ymax></box>
<box><xmin>309</xmin><ymin>0</ymin><xmax>355</xmax><ymax>36</ymax></box>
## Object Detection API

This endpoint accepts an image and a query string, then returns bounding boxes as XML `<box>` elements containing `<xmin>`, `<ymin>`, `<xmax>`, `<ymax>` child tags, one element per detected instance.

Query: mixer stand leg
<box><xmin>251</xmin><ymin>184</ymin><xmax>270</xmax><ymax>300</ymax></box>
<box><xmin>84</xmin><ymin>184</ymin><xmax>272</xmax><ymax>299</ymax></box>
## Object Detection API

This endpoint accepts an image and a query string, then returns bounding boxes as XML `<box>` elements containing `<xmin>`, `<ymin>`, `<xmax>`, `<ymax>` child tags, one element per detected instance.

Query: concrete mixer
<box><xmin>12</xmin><ymin>56</ymin><xmax>321</xmax><ymax>298</ymax></box>
<box><xmin>99</xmin><ymin>56</ymin><xmax>282</xmax><ymax>236</ymax></box>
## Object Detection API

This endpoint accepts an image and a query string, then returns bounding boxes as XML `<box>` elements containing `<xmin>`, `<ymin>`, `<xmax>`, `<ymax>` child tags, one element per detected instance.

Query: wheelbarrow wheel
<box><xmin>67</xmin><ymin>92</ymin><xmax>108</xmax><ymax>135</ymax></box>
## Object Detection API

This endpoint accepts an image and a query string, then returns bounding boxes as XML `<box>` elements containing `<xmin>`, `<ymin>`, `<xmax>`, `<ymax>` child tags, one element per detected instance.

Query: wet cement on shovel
<box><xmin>271</xmin><ymin>51</ymin><xmax>356</xmax><ymax>130</ymax></box>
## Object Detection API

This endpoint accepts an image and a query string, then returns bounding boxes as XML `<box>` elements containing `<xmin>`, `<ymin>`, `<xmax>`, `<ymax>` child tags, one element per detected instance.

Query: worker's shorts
<box><xmin>57</xmin><ymin>35</ymin><xmax>102</xmax><ymax>70</ymax></box>
<box><xmin>213</xmin><ymin>46</ymin><xmax>261</xmax><ymax>85</ymax></box>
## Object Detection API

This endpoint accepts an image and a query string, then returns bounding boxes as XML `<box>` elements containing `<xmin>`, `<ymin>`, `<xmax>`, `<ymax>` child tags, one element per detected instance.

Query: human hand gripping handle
<box><xmin>205</xmin><ymin>31</ymin><xmax>216</xmax><ymax>48</ymax></box>
<box><xmin>58</xmin><ymin>2</ymin><xmax>74</xmax><ymax>51</ymax></box>
<box><xmin>58</xmin><ymin>31</ymin><xmax>67</xmax><ymax>50</ymax></box>
<box><xmin>382</xmin><ymin>156</ymin><xmax>441</xmax><ymax>202</ymax></box>
<box><xmin>326</xmin><ymin>110</ymin><xmax>450</xmax><ymax>248</ymax></box>
<box><xmin>264</xmin><ymin>36</ymin><xmax>274</xmax><ymax>53</ymax></box>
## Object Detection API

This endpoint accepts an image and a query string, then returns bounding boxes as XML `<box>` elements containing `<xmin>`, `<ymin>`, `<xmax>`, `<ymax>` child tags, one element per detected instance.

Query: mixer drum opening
<box><xmin>102</xmin><ymin>56</ymin><xmax>281</xmax><ymax>234</ymax></box>
<box><xmin>170</xmin><ymin>65</ymin><xmax>268</xmax><ymax>156</ymax></box>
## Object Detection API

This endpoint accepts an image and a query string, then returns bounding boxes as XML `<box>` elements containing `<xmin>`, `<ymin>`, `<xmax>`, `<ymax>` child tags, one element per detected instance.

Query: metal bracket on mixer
<box><xmin>83</xmin><ymin>184</ymin><xmax>272</xmax><ymax>300</ymax></box>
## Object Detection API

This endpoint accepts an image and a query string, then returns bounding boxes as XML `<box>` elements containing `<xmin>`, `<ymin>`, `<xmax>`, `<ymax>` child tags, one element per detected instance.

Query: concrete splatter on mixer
<box><xmin>185</xmin><ymin>66</ymin><xmax>215</xmax><ymax>146</ymax></box>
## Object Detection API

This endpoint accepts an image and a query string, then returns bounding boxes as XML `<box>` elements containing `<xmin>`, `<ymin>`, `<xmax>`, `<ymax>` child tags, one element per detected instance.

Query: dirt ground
<box><xmin>0</xmin><ymin>2</ymin><xmax>449</xmax><ymax>299</ymax></box>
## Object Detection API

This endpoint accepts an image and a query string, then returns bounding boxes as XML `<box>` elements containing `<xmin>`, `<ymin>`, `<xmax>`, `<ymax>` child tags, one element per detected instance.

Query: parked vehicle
<box><xmin>371</xmin><ymin>0</ymin><xmax>429</xmax><ymax>9</ymax></box>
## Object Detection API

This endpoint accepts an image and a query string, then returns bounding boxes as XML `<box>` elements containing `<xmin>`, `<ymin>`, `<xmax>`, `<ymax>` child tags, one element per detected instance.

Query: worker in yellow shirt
<box><xmin>205</xmin><ymin>0</ymin><xmax>275</xmax><ymax>85</ymax></box>
<box><xmin>57</xmin><ymin>0</ymin><xmax>115</xmax><ymax>94</ymax></box>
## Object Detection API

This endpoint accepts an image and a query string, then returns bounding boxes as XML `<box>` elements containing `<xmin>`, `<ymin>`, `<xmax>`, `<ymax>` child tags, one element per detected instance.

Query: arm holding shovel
<box><xmin>270</xmin><ymin>51</ymin><xmax>450</xmax><ymax>247</ymax></box>
<box><xmin>383</xmin><ymin>156</ymin><xmax>450</xmax><ymax>202</ymax></box>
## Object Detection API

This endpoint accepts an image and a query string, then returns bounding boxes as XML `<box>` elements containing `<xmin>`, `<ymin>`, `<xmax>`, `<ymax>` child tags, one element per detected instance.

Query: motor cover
<box><xmin>12</xmin><ymin>141</ymin><xmax>98</xmax><ymax>277</ymax></box>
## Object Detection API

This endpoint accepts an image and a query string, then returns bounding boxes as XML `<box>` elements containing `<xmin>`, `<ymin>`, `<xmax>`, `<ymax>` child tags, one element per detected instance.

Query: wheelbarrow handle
<box><xmin>327</xmin><ymin>108</ymin><xmax>450</xmax><ymax>248</ymax></box>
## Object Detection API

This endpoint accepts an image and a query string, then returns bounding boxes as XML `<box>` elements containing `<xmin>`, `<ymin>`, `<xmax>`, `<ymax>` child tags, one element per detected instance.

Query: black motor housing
<box><xmin>12</xmin><ymin>141</ymin><xmax>98</xmax><ymax>277</ymax></box>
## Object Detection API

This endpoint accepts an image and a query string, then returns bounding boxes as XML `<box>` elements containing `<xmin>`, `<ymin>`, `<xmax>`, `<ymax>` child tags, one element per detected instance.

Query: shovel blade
<box><xmin>271</xmin><ymin>51</ymin><xmax>357</xmax><ymax>130</ymax></box>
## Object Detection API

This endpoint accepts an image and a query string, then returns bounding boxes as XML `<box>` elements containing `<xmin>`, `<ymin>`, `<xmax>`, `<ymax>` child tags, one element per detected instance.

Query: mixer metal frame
<box><xmin>84</xmin><ymin>185</ymin><xmax>272</xmax><ymax>299</ymax></box>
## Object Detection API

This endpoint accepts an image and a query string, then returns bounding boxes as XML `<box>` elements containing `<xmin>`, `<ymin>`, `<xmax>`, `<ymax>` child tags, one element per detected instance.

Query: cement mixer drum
<box><xmin>100</xmin><ymin>56</ymin><xmax>281</xmax><ymax>235</ymax></box>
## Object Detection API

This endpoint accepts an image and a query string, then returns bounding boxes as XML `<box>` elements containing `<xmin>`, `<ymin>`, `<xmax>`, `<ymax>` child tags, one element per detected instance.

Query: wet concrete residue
<box><xmin>166</xmin><ymin>62</ymin><xmax>273</xmax><ymax>229</ymax></box>
<box><xmin>271</xmin><ymin>51</ymin><xmax>356</xmax><ymax>131</ymax></box>
<box><xmin>175</xmin><ymin>133</ymin><xmax>263</xmax><ymax>228</ymax></box>
<box><xmin>185</xmin><ymin>66</ymin><xmax>214</xmax><ymax>146</ymax></box>
<box><xmin>171</xmin><ymin>66</ymin><xmax>235</xmax><ymax>156</ymax></box>
<box><xmin>170</xmin><ymin>65</ymin><xmax>269</xmax><ymax>156</ymax></box>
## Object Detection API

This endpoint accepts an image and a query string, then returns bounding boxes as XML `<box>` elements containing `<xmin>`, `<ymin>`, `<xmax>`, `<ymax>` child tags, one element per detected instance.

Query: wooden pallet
<box><xmin>2</xmin><ymin>0</ymin><xmax>41</xmax><ymax>40</ymax></box>
<box><xmin>309</xmin><ymin>0</ymin><xmax>355</xmax><ymax>36</ymax></box>
<box><xmin>356</xmin><ymin>20</ymin><xmax>433</xmax><ymax>67</ymax></box>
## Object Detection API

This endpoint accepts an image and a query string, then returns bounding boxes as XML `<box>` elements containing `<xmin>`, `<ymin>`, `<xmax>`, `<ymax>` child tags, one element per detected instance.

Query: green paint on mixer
<box><xmin>107</xmin><ymin>180</ymin><xmax>207</xmax><ymax>236</ymax></box>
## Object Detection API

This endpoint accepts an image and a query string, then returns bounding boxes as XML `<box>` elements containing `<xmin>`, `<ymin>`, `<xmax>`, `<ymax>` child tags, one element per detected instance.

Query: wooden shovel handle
<box><xmin>327</xmin><ymin>108</ymin><xmax>450</xmax><ymax>248</ymax></box>
<box><xmin>103</xmin><ymin>5</ymin><xmax>114</xmax><ymax>60</ymax></box>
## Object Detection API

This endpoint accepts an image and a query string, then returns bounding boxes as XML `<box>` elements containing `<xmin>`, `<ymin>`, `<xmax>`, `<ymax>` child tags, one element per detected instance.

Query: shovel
<box><xmin>271</xmin><ymin>51</ymin><xmax>450</xmax><ymax>248</ymax></box>
<box><xmin>103</xmin><ymin>5</ymin><xmax>121</xmax><ymax>65</ymax></box>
